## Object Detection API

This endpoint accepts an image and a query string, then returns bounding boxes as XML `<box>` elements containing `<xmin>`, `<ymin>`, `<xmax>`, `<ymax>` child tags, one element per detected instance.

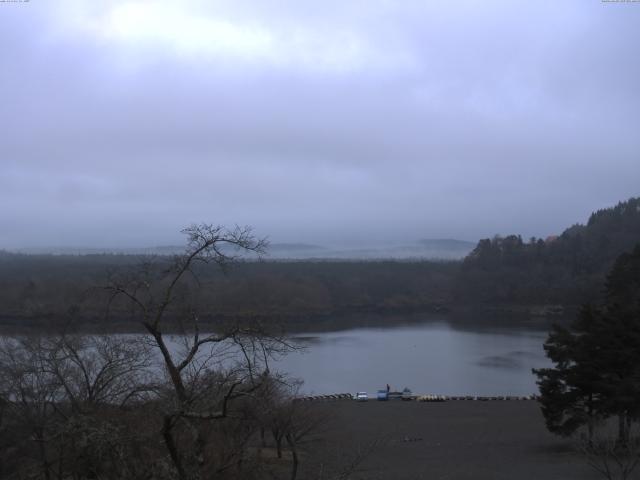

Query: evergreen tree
<box><xmin>598</xmin><ymin>244</ymin><xmax>640</xmax><ymax>443</ymax></box>
<box><xmin>534</xmin><ymin>245</ymin><xmax>640</xmax><ymax>443</ymax></box>
<box><xmin>533</xmin><ymin>305</ymin><xmax>604</xmax><ymax>439</ymax></box>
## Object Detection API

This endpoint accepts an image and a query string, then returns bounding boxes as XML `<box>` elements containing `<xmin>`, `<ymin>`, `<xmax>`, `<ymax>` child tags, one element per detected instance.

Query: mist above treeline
<box><xmin>12</xmin><ymin>238</ymin><xmax>477</xmax><ymax>261</ymax></box>
<box><xmin>1</xmin><ymin>197</ymin><xmax>639</xmax><ymax>332</ymax></box>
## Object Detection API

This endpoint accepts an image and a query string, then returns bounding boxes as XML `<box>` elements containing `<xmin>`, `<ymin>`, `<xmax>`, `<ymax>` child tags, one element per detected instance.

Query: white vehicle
<box><xmin>355</xmin><ymin>391</ymin><xmax>368</xmax><ymax>402</ymax></box>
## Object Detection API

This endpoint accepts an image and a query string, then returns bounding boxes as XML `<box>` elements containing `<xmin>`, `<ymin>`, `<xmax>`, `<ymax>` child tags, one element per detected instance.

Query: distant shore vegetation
<box><xmin>0</xmin><ymin>197</ymin><xmax>638</xmax><ymax>332</ymax></box>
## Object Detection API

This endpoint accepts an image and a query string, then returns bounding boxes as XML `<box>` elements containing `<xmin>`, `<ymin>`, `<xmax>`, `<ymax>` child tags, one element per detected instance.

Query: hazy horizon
<box><xmin>1</xmin><ymin>1</ymin><xmax>639</xmax><ymax>249</ymax></box>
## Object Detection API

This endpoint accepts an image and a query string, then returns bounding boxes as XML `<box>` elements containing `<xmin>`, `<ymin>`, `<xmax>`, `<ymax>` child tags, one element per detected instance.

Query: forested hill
<box><xmin>456</xmin><ymin>197</ymin><xmax>640</xmax><ymax>304</ymax></box>
<box><xmin>1</xmin><ymin>198</ymin><xmax>639</xmax><ymax>330</ymax></box>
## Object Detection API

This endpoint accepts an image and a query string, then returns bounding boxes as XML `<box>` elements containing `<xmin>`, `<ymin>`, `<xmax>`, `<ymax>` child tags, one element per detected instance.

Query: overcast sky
<box><xmin>1</xmin><ymin>0</ymin><xmax>639</xmax><ymax>248</ymax></box>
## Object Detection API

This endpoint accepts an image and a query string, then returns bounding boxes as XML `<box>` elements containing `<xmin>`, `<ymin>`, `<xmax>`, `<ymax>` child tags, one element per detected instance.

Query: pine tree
<box><xmin>598</xmin><ymin>244</ymin><xmax>640</xmax><ymax>443</ymax></box>
<box><xmin>533</xmin><ymin>305</ymin><xmax>604</xmax><ymax>439</ymax></box>
<box><xmin>534</xmin><ymin>245</ymin><xmax>640</xmax><ymax>443</ymax></box>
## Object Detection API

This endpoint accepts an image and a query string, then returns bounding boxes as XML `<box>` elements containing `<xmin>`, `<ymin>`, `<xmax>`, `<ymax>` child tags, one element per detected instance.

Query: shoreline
<box><xmin>0</xmin><ymin>305</ymin><xmax>574</xmax><ymax>335</ymax></box>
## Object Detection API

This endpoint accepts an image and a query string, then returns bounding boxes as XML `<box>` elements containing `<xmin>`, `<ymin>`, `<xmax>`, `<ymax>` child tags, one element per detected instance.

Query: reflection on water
<box><xmin>50</xmin><ymin>318</ymin><xmax>551</xmax><ymax>397</ymax></box>
<box><xmin>271</xmin><ymin>320</ymin><xmax>550</xmax><ymax>396</ymax></box>
<box><xmin>295</xmin><ymin>335</ymin><xmax>365</xmax><ymax>347</ymax></box>
<box><xmin>476</xmin><ymin>355</ymin><xmax>522</xmax><ymax>369</ymax></box>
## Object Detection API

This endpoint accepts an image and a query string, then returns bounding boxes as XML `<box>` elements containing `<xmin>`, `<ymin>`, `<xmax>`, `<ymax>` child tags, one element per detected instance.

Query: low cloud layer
<box><xmin>1</xmin><ymin>1</ymin><xmax>639</xmax><ymax>248</ymax></box>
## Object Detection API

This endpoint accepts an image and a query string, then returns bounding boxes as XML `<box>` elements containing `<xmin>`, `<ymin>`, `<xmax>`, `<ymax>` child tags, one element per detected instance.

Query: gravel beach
<box><xmin>298</xmin><ymin>399</ymin><xmax>601</xmax><ymax>480</ymax></box>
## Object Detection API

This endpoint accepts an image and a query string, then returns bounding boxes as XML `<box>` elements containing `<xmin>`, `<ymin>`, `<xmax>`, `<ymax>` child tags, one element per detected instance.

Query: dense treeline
<box><xmin>457</xmin><ymin>197</ymin><xmax>640</xmax><ymax>304</ymax></box>
<box><xmin>1</xmin><ymin>197</ymin><xmax>639</xmax><ymax>330</ymax></box>
<box><xmin>0</xmin><ymin>253</ymin><xmax>457</xmax><ymax>330</ymax></box>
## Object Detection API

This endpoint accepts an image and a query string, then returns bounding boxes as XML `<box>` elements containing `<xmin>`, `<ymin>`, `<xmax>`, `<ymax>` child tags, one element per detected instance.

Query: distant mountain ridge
<box><xmin>14</xmin><ymin>240</ymin><xmax>476</xmax><ymax>260</ymax></box>
<box><xmin>264</xmin><ymin>240</ymin><xmax>475</xmax><ymax>260</ymax></box>
<box><xmin>419</xmin><ymin>238</ymin><xmax>476</xmax><ymax>250</ymax></box>
<box><xmin>14</xmin><ymin>245</ymin><xmax>186</xmax><ymax>256</ymax></box>
<box><xmin>268</xmin><ymin>243</ymin><xmax>327</xmax><ymax>252</ymax></box>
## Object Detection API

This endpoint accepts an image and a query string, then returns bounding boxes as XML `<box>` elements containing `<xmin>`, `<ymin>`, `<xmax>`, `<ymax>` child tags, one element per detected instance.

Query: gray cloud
<box><xmin>1</xmin><ymin>0</ymin><xmax>639</xmax><ymax>248</ymax></box>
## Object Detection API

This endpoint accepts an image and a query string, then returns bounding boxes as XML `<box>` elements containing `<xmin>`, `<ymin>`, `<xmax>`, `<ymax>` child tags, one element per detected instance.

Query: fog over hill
<box><xmin>266</xmin><ymin>239</ymin><xmax>476</xmax><ymax>260</ymax></box>
<box><xmin>14</xmin><ymin>239</ymin><xmax>476</xmax><ymax>260</ymax></box>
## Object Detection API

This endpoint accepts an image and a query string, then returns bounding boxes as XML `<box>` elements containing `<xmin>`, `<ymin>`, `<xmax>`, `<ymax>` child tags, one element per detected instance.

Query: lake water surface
<box><xmin>60</xmin><ymin>318</ymin><xmax>552</xmax><ymax>397</ymax></box>
<box><xmin>271</xmin><ymin>320</ymin><xmax>551</xmax><ymax>396</ymax></box>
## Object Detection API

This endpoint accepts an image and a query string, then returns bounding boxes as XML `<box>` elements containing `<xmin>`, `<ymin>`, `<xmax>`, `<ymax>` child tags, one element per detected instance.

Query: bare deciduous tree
<box><xmin>0</xmin><ymin>332</ymin><xmax>157</xmax><ymax>480</ymax></box>
<box><xmin>105</xmin><ymin>224</ymin><xmax>296</xmax><ymax>480</ymax></box>
<box><xmin>0</xmin><ymin>224</ymin><xmax>304</xmax><ymax>480</ymax></box>
<box><xmin>578</xmin><ymin>432</ymin><xmax>640</xmax><ymax>480</ymax></box>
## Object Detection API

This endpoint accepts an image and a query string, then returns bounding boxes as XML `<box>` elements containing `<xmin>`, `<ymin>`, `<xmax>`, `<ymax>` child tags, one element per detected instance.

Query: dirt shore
<box><xmin>300</xmin><ymin>399</ymin><xmax>600</xmax><ymax>480</ymax></box>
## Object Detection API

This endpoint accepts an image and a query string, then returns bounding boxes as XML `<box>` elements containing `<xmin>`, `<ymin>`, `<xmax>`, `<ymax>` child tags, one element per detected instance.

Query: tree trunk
<box><xmin>272</xmin><ymin>429</ymin><xmax>283</xmax><ymax>458</ymax></box>
<box><xmin>146</xmin><ymin>327</ymin><xmax>187</xmax><ymax>402</ymax></box>
<box><xmin>587</xmin><ymin>397</ymin><xmax>594</xmax><ymax>445</ymax></box>
<box><xmin>286</xmin><ymin>434</ymin><xmax>298</xmax><ymax>480</ymax></box>
<box><xmin>618</xmin><ymin>413</ymin><xmax>629</xmax><ymax>445</ymax></box>
<box><xmin>163</xmin><ymin>415</ymin><xmax>187</xmax><ymax>480</ymax></box>
<box><xmin>35</xmin><ymin>429</ymin><xmax>51</xmax><ymax>480</ymax></box>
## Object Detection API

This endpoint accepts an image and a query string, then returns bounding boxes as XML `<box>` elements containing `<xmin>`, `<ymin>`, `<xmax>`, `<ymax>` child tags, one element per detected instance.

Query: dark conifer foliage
<box><xmin>534</xmin><ymin>244</ymin><xmax>640</xmax><ymax>443</ymax></box>
<box><xmin>457</xmin><ymin>197</ymin><xmax>640</xmax><ymax>304</ymax></box>
<box><xmin>533</xmin><ymin>305</ymin><xmax>604</xmax><ymax>438</ymax></box>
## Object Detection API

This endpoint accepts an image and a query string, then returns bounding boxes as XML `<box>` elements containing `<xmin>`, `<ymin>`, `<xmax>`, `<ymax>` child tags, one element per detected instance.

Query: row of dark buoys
<box><xmin>421</xmin><ymin>395</ymin><xmax>535</xmax><ymax>401</ymax></box>
<box><xmin>448</xmin><ymin>395</ymin><xmax>535</xmax><ymax>401</ymax></box>
<box><xmin>297</xmin><ymin>393</ymin><xmax>535</xmax><ymax>402</ymax></box>
<box><xmin>416</xmin><ymin>395</ymin><xmax>447</xmax><ymax>402</ymax></box>
<box><xmin>296</xmin><ymin>393</ymin><xmax>354</xmax><ymax>402</ymax></box>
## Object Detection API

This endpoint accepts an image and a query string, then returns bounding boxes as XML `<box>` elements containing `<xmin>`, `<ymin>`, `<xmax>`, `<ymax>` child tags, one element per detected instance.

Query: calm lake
<box><xmin>2</xmin><ymin>318</ymin><xmax>552</xmax><ymax>396</ymax></box>
<box><xmin>270</xmin><ymin>320</ymin><xmax>552</xmax><ymax>396</ymax></box>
